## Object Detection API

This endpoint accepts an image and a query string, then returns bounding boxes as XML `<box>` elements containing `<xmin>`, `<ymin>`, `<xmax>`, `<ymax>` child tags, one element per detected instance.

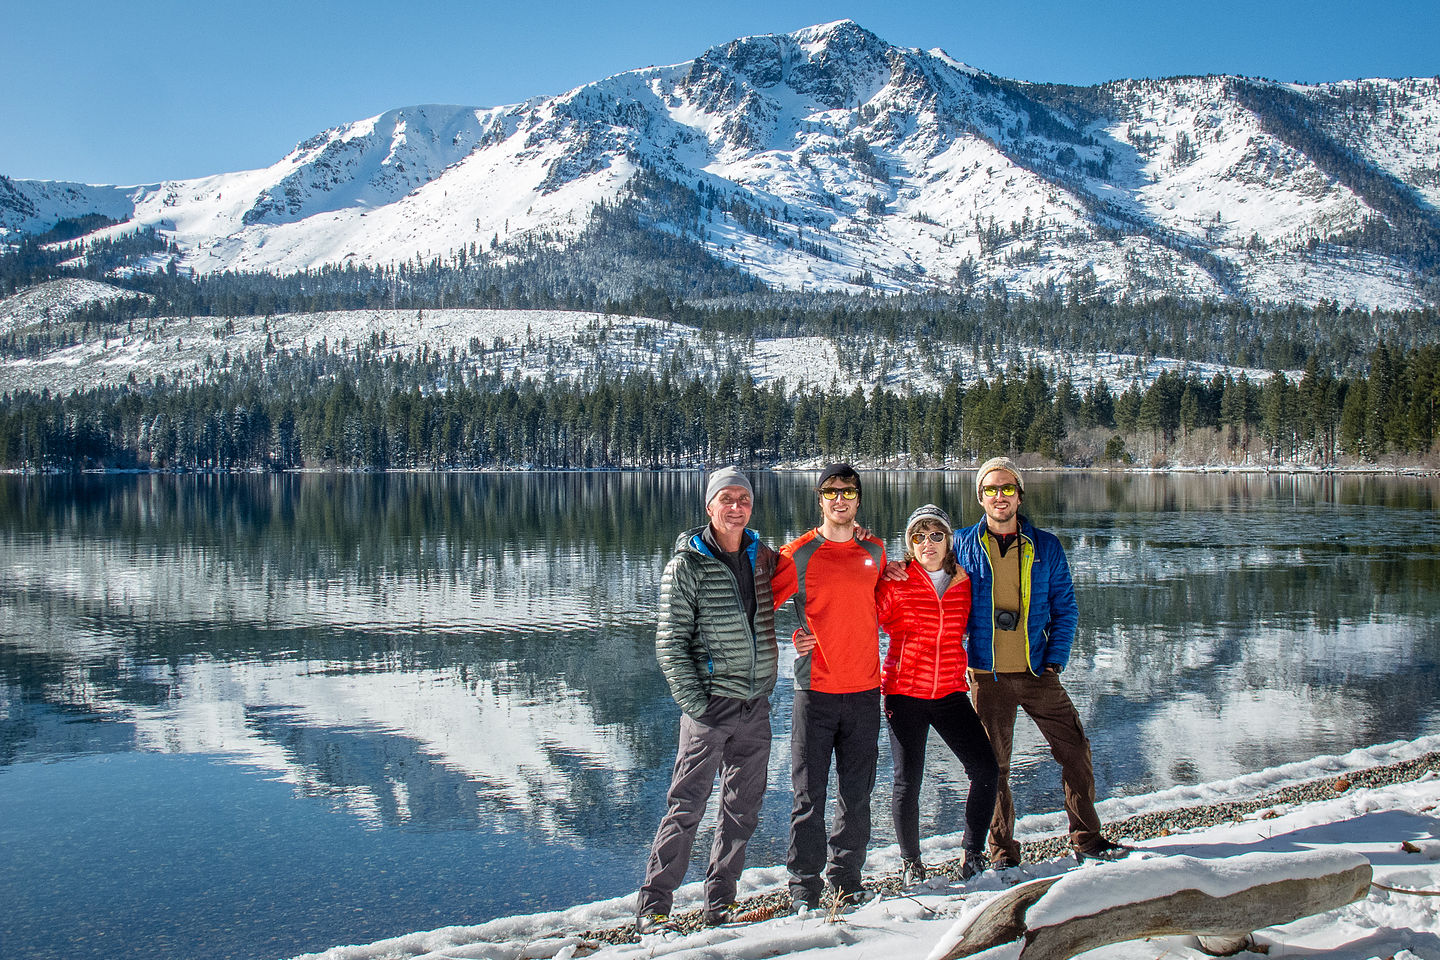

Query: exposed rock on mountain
<box><xmin>4</xmin><ymin>20</ymin><xmax>1438</xmax><ymax>308</ymax></box>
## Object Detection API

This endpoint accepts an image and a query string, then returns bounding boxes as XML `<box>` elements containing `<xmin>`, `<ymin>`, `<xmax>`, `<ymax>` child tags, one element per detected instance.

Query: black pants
<box><xmin>884</xmin><ymin>691</ymin><xmax>999</xmax><ymax>861</ymax></box>
<box><xmin>788</xmin><ymin>687</ymin><xmax>881</xmax><ymax>903</ymax></box>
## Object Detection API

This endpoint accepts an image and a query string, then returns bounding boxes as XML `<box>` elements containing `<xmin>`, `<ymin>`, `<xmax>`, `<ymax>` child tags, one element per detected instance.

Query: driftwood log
<box><xmin>936</xmin><ymin>876</ymin><xmax>1062</xmax><ymax>959</ymax></box>
<box><xmin>934</xmin><ymin>850</ymin><xmax>1372</xmax><ymax>960</ymax></box>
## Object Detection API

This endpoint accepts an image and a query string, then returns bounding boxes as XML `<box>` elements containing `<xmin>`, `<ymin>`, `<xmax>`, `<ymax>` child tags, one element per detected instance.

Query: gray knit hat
<box><xmin>904</xmin><ymin>504</ymin><xmax>953</xmax><ymax>543</ymax></box>
<box><xmin>705</xmin><ymin>466</ymin><xmax>753</xmax><ymax>505</ymax></box>
<box><xmin>975</xmin><ymin>456</ymin><xmax>1024</xmax><ymax>501</ymax></box>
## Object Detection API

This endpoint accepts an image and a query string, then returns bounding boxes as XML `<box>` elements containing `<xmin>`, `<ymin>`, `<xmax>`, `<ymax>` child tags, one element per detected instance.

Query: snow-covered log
<box><xmin>933</xmin><ymin>850</ymin><xmax>1372</xmax><ymax>960</ymax></box>
<box><xmin>933</xmin><ymin>876</ymin><xmax>1061</xmax><ymax>958</ymax></box>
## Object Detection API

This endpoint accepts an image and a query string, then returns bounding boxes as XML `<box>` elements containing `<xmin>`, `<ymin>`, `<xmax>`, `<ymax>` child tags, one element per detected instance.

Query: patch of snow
<box><xmin>0</xmin><ymin>291</ymin><xmax>1293</xmax><ymax>399</ymax></box>
<box><xmin>0</xmin><ymin>278</ymin><xmax>149</xmax><ymax>336</ymax></box>
<box><xmin>289</xmin><ymin>735</ymin><xmax>1440</xmax><ymax>960</ymax></box>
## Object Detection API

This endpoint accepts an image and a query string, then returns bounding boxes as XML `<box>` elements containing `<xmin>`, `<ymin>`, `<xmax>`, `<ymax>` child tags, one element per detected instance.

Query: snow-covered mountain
<box><xmin>5</xmin><ymin>20</ymin><xmax>1439</xmax><ymax>308</ymax></box>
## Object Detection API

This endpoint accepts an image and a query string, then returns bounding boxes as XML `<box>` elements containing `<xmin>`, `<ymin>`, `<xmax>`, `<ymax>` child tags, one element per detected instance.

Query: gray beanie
<box><xmin>705</xmin><ymin>466</ymin><xmax>753</xmax><ymax>505</ymax></box>
<box><xmin>905</xmin><ymin>504</ymin><xmax>953</xmax><ymax>543</ymax></box>
<box><xmin>975</xmin><ymin>456</ymin><xmax>1024</xmax><ymax>501</ymax></box>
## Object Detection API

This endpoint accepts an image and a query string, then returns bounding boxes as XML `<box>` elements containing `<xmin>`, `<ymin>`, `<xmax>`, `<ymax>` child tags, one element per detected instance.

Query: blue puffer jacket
<box><xmin>953</xmin><ymin>516</ymin><xmax>1078</xmax><ymax>675</ymax></box>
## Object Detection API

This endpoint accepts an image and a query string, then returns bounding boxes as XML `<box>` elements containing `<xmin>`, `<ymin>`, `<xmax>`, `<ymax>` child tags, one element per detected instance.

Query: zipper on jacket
<box><xmin>1019</xmin><ymin>533</ymin><xmax>1035</xmax><ymax>674</ymax></box>
<box><xmin>695</xmin><ymin>532</ymin><xmax>760</xmax><ymax>692</ymax></box>
<box><xmin>978</xmin><ymin>528</ymin><xmax>997</xmax><ymax>680</ymax></box>
<box><xmin>717</xmin><ymin>558</ymin><xmax>758</xmax><ymax>689</ymax></box>
<box><xmin>976</xmin><ymin>525</ymin><xmax>1037</xmax><ymax>677</ymax></box>
<box><xmin>931</xmin><ymin>569</ymin><xmax>943</xmax><ymax>698</ymax></box>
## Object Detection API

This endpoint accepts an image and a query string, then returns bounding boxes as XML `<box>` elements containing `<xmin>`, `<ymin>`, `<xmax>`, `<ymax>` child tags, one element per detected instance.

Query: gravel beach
<box><xmin>588</xmin><ymin>750</ymin><xmax>1440</xmax><ymax>942</ymax></box>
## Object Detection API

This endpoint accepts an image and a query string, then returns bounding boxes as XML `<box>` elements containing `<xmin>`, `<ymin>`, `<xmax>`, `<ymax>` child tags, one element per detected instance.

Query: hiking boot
<box><xmin>899</xmin><ymin>857</ymin><xmax>927</xmax><ymax>887</ymax></box>
<box><xmin>703</xmin><ymin>903</ymin><xmax>742</xmax><ymax>926</ymax></box>
<box><xmin>635</xmin><ymin>913</ymin><xmax>672</xmax><ymax>934</ymax></box>
<box><xmin>828</xmin><ymin>886</ymin><xmax>872</xmax><ymax>912</ymax></box>
<box><xmin>989</xmin><ymin>852</ymin><xmax>1020</xmax><ymax>870</ymax></box>
<box><xmin>1076</xmin><ymin>839</ymin><xmax>1132</xmax><ymax>863</ymax></box>
<box><xmin>959</xmin><ymin>848</ymin><xmax>990</xmax><ymax>880</ymax></box>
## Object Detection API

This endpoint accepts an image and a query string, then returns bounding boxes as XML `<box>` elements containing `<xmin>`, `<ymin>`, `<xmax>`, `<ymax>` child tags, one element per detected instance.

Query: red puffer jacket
<box><xmin>876</xmin><ymin>562</ymin><xmax>972</xmax><ymax>698</ymax></box>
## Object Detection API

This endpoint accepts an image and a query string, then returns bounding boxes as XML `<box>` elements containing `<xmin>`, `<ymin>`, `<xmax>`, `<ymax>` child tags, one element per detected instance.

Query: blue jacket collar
<box><xmin>693</xmin><ymin>525</ymin><xmax>759</xmax><ymax>564</ymax></box>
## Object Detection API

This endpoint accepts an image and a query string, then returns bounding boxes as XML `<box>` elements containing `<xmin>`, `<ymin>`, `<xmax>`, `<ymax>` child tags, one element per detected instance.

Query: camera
<box><xmin>995</xmin><ymin>608</ymin><xmax>1020</xmax><ymax>631</ymax></box>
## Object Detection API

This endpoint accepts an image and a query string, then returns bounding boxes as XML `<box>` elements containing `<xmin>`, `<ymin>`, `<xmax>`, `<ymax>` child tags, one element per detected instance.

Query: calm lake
<box><xmin>2</xmin><ymin>470</ymin><xmax>1438</xmax><ymax>960</ymax></box>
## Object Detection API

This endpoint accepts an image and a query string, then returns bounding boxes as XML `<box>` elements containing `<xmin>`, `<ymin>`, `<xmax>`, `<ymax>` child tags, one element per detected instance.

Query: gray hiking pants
<box><xmin>637</xmin><ymin>695</ymin><xmax>772</xmax><ymax>916</ymax></box>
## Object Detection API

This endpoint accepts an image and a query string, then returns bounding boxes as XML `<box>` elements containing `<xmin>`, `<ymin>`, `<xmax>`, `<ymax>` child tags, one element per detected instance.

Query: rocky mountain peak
<box><xmin>2</xmin><ymin>23</ymin><xmax>1437</xmax><ymax>309</ymax></box>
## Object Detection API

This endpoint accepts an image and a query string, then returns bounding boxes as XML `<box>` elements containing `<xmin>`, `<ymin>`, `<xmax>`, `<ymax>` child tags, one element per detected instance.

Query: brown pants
<box><xmin>968</xmin><ymin>669</ymin><xmax>1102</xmax><ymax>861</ymax></box>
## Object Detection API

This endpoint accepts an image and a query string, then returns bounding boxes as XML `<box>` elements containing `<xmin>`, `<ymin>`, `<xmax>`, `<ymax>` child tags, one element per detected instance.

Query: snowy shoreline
<box><xmin>292</xmin><ymin>736</ymin><xmax>1440</xmax><ymax>960</ymax></box>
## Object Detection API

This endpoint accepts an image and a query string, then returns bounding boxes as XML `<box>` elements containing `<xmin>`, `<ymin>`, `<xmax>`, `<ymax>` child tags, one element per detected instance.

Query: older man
<box><xmin>636</xmin><ymin>467</ymin><xmax>796</xmax><ymax>933</ymax></box>
<box><xmin>957</xmin><ymin>456</ymin><xmax>1125</xmax><ymax>867</ymax></box>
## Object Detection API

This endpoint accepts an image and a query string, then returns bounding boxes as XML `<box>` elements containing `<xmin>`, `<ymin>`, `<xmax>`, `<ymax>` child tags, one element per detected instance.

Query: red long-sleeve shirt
<box><xmin>777</xmin><ymin>529</ymin><xmax>886</xmax><ymax>693</ymax></box>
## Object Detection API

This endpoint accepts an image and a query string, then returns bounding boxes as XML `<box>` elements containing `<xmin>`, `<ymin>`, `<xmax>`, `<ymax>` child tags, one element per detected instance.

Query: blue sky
<box><xmin>7</xmin><ymin>0</ymin><xmax>1437</xmax><ymax>185</ymax></box>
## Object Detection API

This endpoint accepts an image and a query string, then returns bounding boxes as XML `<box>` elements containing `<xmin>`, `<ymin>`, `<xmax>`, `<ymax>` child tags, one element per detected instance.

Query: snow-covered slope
<box><xmin>4</xmin><ymin>20</ymin><xmax>1438</xmax><ymax>308</ymax></box>
<box><xmin>0</xmin><ymin>281</ymin><xmax>1281</xmax><ymax>399</ymax></box>
<box><xmin>0</xmin><ymin>176</ymin><xmax>138</xmax><ymax>234</ymax></box>
<box><xmin>0</xmin><ymin>278</ymin><xmax>150</xmax><ymax>336</ymax></box>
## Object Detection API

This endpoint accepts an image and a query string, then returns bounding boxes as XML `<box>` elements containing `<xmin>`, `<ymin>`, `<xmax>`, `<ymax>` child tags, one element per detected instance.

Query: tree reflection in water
<box><xmin>0</xmin><ymin>470</ymin><xmax>1437</xmax><ymax>960</ymax></box>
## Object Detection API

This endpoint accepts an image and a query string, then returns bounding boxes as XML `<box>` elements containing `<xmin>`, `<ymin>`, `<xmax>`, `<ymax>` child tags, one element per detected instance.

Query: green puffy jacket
<box><xmin>656</xmin><ymin>525</ymin><xmax>783</xmax><ymax>718</ymax></box>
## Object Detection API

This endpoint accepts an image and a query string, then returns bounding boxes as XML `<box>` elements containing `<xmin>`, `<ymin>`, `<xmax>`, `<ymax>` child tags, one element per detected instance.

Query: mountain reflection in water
<box><xmin>1</xmin><ymin>471</ymin><xmax>1437</xmax><ymax>960</ymax></box>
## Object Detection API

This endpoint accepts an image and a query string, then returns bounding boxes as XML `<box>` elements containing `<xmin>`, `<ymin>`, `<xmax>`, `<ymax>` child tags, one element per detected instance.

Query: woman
<box><xmin>876</xmin><ymin>504</ymin><xmax>999</xmax><ymax>885</ymax></box>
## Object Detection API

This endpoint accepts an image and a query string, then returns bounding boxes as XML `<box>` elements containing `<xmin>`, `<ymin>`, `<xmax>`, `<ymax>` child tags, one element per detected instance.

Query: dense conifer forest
<box><xmin>2</xmin><ymin>203</ymin><xmax>1437</xmax><ymax>471</ymax></box>
<box><xmin>1</xmin><ymin>339</ymin><xmax>1434</xmax><ymax>471</ymax></box>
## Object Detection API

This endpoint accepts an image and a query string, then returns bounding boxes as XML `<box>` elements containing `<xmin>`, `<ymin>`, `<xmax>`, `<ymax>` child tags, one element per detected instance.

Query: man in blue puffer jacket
<box><xmin>956</xmin><ymin>457</ymin><xmax>1126</xmax><ymax>869</ymax></box>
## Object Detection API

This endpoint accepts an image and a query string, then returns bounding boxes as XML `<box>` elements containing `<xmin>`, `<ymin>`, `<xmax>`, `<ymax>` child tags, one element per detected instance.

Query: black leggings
<box><xmin>884</xmin><ymin>691</ymin><xmax>999</xmax><ymax>860</ymax></box>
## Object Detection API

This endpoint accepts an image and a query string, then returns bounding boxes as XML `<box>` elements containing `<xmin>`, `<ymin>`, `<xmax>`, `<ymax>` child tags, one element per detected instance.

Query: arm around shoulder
<box><xmin>770</xmin><ymin>548</ymin><xmax>798</xmax><ymax>609</ymax></box>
